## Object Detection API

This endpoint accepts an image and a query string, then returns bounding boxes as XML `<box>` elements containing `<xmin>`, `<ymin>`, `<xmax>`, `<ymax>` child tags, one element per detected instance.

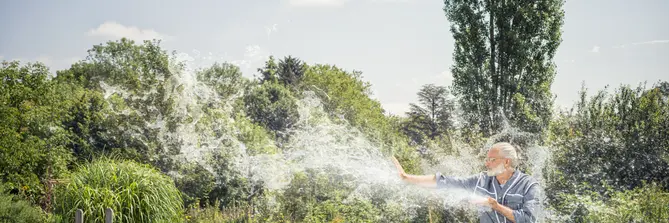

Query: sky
<box><xmin>1</xmin><ymin>0</ymin><xmax>668</xmax><ymax>116</ymax></box>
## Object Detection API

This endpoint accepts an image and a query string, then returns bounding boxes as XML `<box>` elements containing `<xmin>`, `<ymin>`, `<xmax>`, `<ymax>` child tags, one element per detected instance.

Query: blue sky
<box><xmin>2</xmin><ymin>0</ymin><xmax>668</xmax><ymax>116</ymax></box>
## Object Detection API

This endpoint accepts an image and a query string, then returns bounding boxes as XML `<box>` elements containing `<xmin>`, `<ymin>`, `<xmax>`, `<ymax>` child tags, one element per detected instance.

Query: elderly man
<box><xmin>392</xmin><ymin>142</ymin><xmax>542</xmax><ymax>223</ymax></box>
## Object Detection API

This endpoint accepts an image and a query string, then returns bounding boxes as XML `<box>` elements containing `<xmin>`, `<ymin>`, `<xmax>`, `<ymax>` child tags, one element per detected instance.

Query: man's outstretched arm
<box><xmin>392</xmin><ymin>156</ymin><xmax>437</xmax><ymax>188</ymax></box>
<box><xmin>392</xmin><ymin>156</ymin><xmax>481</xmax><ymax>190</ymax></box>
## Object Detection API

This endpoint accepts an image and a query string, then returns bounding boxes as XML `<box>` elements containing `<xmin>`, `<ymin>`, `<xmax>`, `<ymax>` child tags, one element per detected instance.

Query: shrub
<box><xmin>0</xmin><ymin>183</ymin><xmax>48</xmax><ymax>223</ymax></box>
<box><xmin>551</xmin><ymin>182</ymin><xmax>669</xmax><ymax>222</ymax></box>
<box><xmin>54</xmin><ymin>158</ymin><xmax>184</xmax><ymax>222</ymax></box>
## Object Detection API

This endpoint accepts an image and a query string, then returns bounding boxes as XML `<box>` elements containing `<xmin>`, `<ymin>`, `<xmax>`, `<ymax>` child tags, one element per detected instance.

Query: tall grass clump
<box><xmin>54</xmin><ymin>158</ymin><xmax>184</xmax><ymax>222</ymax></box>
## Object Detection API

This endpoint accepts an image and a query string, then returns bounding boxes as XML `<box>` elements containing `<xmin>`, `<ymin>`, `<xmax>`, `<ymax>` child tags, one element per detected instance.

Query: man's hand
<box><xmin>391</xmin><ymin>156</ymin><xmax>407</xmax><ymax>179</ymax></box>
<box><xmin>470</xmin><ymin>197</ymin><xmax>516</xmax><ymax>223</ymax></box>
<box><xmin>469</xmin><ymin>197</ymin><xmax>498</xmax><ymax>207</ymax></box>
<box><xmin>391</xmin><ymin>156</ymin><xmax>436</xmax><ymax>187</ymax></box>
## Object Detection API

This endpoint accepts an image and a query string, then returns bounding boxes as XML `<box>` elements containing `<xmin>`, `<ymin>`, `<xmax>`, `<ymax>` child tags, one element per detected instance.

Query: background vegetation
<box><xmin>1</xmin><ymin>0</ymin><xmax>667</xmax><ymax>222</ymax></box>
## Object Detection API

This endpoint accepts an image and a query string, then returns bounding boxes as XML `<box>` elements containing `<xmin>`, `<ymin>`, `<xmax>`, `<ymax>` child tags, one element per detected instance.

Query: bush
<box><xmin>551</xmin><ymin>183</ymin><xmax>669</xmax><ymax>222</ymax></box>
<box><xmin>0</xmin><ymin>183</ymin><xmax>48</xmax><ymax>223</ymax></box>
<box><xmin>545</xmin><ymin>83</ymin><xmax>669</xmax><ymax>214</ymax></box>
<box><xmin>185</xmin><ymin>202</ymin><xmax>226</xmax><ymax>223</ymax></box>
<box><xmin>54</xmin><ymin>158</ymin><xmax>184</xmax><ymax>222</ymax></box>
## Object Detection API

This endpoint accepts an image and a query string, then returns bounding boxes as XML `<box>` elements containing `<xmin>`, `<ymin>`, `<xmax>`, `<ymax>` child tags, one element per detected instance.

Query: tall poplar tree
<box><xmin>443</xmin><ymin>0</ymin><xmax>565</xmax><ymax>136</ymax></box>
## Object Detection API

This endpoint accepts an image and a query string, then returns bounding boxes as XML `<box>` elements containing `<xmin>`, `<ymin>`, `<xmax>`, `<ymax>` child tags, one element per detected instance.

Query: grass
<box><xmin>54</xmin><ymin>158</ymin><xmax>184</xmax><ymax>222</ymax></box>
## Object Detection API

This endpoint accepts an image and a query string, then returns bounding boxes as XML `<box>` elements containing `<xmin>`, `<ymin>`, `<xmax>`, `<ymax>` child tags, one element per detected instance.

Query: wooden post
<box><xmin>105</xmin><ymin>208</ymin><xmax>113</xmax><ymax>223</ymax></box>
<box><xmin>428</xmin><ymin>205</ymin><xmax>433</xmax><ymax>223</ymax></box>
<box><xmin>75</xmin><ymin>209</ymin><xmax>84</xmax><ymax>223</ymax></box>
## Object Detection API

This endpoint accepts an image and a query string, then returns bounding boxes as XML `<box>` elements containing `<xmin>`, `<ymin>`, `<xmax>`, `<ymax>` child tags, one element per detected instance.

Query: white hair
<box><xmin>492</xmin><ymin>142</ymin><xmax>519</xmax><ymax>168</ymax></box>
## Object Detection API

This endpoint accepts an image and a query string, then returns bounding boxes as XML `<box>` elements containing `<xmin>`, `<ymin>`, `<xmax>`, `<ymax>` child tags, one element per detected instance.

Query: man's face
<box><xmin>485</xmin><ymin>147</ymin><xmax>507</xmax><ymax>176</ymax></box>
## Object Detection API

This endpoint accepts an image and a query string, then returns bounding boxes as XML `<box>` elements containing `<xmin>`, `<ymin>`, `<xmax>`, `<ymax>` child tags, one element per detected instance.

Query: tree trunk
<box><xmin>489</xmin><ymin>0</ymin><xmax>497</xmax><ymax>134</ymax></box>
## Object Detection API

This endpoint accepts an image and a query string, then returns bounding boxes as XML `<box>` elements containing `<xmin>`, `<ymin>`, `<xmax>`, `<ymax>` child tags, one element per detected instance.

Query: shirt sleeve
<box><xmin>512</xmin><ymin>182</ymin><xmax>541</xmax><ymax>223</ymax></box>
<box><xmin>434</xmin><ymin>172</ymin><xmax>481</xmax><ymax>190</ymax></box>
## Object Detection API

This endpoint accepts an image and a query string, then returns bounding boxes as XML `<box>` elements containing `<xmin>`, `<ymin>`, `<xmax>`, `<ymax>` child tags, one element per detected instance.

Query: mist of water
<box><xmin>99</xmin><ymin>52</ymin><xmax>556</xmax><ymax>220</ymax></box>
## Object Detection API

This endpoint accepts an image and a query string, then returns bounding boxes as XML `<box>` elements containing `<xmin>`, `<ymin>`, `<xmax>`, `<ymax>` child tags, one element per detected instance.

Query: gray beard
<box><xmin>487</xmin><ymin>164</ymin><xmax>505</xmax><ymax>176</ymax></box>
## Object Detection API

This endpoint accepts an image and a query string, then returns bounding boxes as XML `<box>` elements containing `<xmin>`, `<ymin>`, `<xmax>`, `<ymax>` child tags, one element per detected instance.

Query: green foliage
<box><xmin>0</xmin><ymin>183</ymin><xmax>49</xmax><ymax>223</ymax></box>
<box><xmin>546</xmin><ymin>83</ymin><xmax>669</xmax><ymax>201</ymax></box>
<box><xmin>301</xmin><ymin>64</ymin><xmax>422</xmax><ymax>174</ymax></box>
<box><xmin>185</xmin><ymin>202</ymin><xmax>227</xmax><ymax>223</ymax></box>
<box><xmin>243</xmin><ymin>81</ymin><xmax>299</xmax><ymax>133</ymax></box>
<box><xmin>54</xmin><ymin>158</ymin><xmax>184</xmax><ymax>223</ymax></box>
<box><xmin>196</xmin><ymin>62</ymin><xmax>249</xmax><ymax>99</ymax></box>
<box><xmin>54</xmin><ymin>38</ymin><xmax>181</xmax><ymax>170</ymax></box>
<box><xmin>402</xmin><ymin>84</ymin><xmax>455</xmax><ymax>145</ymax></box>
<box><xmin>550</xmin><ymin>183</ymin><xmax>669</xmax><ymax>223</ymax></box>
<box><xmin>205</xmin><ymin>148</ymin><xmax>265</xmax><ymax>210</ymax></box>
<box><xmin>232</xmin><ymin>113</ymin><xmax>279</xmax><ymax>155</ymax></box>
<box><xmin>174</xmin><ymin>163</ymin><xmax>216</xmax><ymax>208</ymax></box>
<box><xmin>443</xmin><ymin>0</ymin><xmax>565</xmax><ymax>136</ymax></box>
<box><xmin>54</xmin><ymin>79</ymin><xmax>119</xmax><ymax>163</ymax></box>
<box><xmin>82</xmin><ymin>38</ymin><xmax>172</xmax><ymax>92</ymax></box>
<box><xmin>276</xmin><ymin>56</ymin><xmax>307</xmax><ymax>89</ymax></box>
<box><xmin>5</xmin><ymin>32</ymin><xmax>668</xmax><ymax>223</ymax></box>
<box><xmin>0</xmin><ymin>61</ymin><xmax>73</xmax><ymax>204</ymax></box>
<box><xmin>258</xmin><ymin>56</ymin><xmax>279</xmax><ymax>83</ymax></box>
<box><xmin>275</xmin><ymin>169</ymin><xmax>384</xmax><ymax>222</ymax></box>
<box><xmin>302</xmin><ymin>199</ymin><xmax>379</xmax><ymax>223</ymax></box>
<box><xmin>259</xmin><ymin>56</ymin><xmax>307</xmax><ymax>90</ymax></box>
<box><xmin>301</xmin><ymin>64</ymin><xmax>383</xmax><ymax>133</ymax></box>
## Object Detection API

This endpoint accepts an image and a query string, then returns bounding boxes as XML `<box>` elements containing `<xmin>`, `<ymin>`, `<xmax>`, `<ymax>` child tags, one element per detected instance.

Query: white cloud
<box><xmin>288</xmin><ymin>0</ymin><xmax>348</xmax><ymax>7</ymax></box>
<box><xmin>87</xmin><ymin>21</ymin><xmax>172</xmax><ymax>42</ymax></box>
<box><xmin>590</xmin><ymin>46</ymin><xmax>600</xmax><ymax>53</ymax></box>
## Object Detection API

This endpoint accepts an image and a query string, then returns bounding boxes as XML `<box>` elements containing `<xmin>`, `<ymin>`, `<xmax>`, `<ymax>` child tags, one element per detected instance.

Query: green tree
<box><xmin>243</xmin><ymin>81</ymin><xmax>299</xmax><ymax>134</ymax></box>
<box><xmin>546</xmin><ymin>82</ymin><xmax>669</xmax><ymax>212</ymax></box>
<box><xmin>258</xmin><ymin>55</ymin><xmax>307</xmax><ymax>90</ymax></box>
<box><xmin>276</xmin><ymin>56</ymin><xmax>307</xmax><ymax>89</ymax></box>
<box><xmin>0</xmin><ymin>61</ymin><xmax>73</xmax><ymax>206</ymax></box>
<box><xmin>57</xmin><ymin>38</ymin><xmax>182</xmax><ymax>171</ymax></box>
<box><xmin>197</xmin><ymin>62</ymin><xmax>249</xmax><ymax>99</ymax></box>
<box><xmin>56</xmin><ymin>40</ymin><xmax>264</xmax><ymax>212</ymax></box>
<box><xmin>52</xmin><ymin>68</ymin><xmax>116</xmax><ymax>163</ymax></box>
<box><xmin>443</xmin><ymin>0</ymin><xmax>565</xmax><ymax>136</ymax></box>
<box><xmin>257</xmin><ymin>56</ymin><xmax>279</xmax><ymax>83</ymax></box>
<box><xmin>403</xmin><ymin>84</ymin><xmax>455</xmax><ymax>145</ymax></box>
